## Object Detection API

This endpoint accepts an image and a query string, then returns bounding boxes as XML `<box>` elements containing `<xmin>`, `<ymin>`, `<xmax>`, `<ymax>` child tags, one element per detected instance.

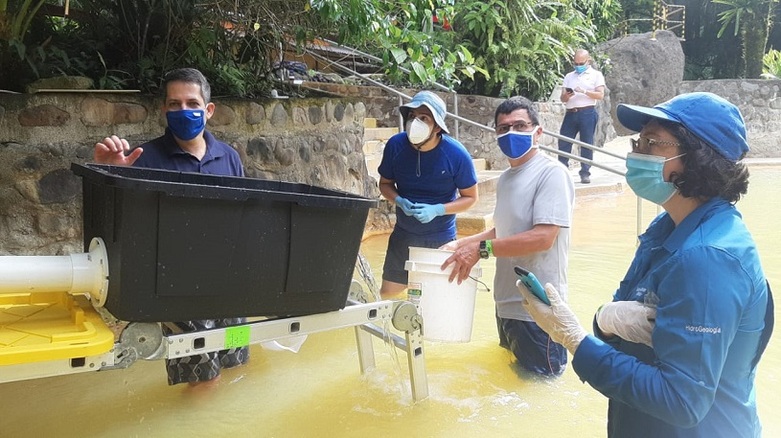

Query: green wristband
<box><xmin>485</xmin><ymin>239</ymin><xmax>493</xmax><ymax>256</ymax></box>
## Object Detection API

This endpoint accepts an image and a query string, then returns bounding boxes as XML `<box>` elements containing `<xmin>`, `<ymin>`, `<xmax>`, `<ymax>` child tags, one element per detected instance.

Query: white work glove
<box><xmin>517</xmin><ymin>280</ymin><xmax>587</xmax><ymax>354</ymax></box>
<box><xmin>596</xmin><ymin>301</ymin><xmax>656</xmax><ymax>347</ymax></box>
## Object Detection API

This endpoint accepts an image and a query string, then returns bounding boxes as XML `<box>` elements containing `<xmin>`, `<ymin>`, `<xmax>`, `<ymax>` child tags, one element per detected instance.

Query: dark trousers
<box><xmin>558</xmin><ymin>106</ymin><xmax>598</xmax><ymax>176</ymax></box>
<box><xmin>382</xmin><ymin>228</ymin><xmax>453</xmax><ymax>285</ymax></box>
<box><xmin>497</xmin><ymin>315</ymin><xmax>567</xmax><ymax>377</ymax></box>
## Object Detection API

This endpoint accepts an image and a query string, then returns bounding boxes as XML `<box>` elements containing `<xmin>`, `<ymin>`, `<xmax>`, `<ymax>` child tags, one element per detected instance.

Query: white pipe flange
<box><xmin>86</xmin><ymin>237</ymin><xmax>110</xmax><ymax>307</ymax></box>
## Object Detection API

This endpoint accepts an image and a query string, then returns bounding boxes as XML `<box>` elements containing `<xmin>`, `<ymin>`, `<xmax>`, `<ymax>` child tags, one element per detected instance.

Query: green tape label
<box><xmin>225</xmin><ymin>325</ymin><xmax>251</xmax><ymax>348</ymax></box>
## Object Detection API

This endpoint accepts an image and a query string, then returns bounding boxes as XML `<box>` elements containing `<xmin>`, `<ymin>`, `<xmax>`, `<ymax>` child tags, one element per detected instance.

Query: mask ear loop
<box><xmin>669</xmin><ymin>153</ymin><xmax>687</xmax><ymax>190</ymax></box>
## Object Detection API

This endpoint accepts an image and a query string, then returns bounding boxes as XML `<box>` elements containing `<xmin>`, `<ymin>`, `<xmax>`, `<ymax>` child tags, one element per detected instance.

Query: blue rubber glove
<box><xmin>411</xmin><ymin>203</ymin><xmax>446</xmax><ymax>224</ymax></box>
<box><xmin>395</xmin><ymin>196</ymin><xmax>415</xmax><ymax>216</ymax></box>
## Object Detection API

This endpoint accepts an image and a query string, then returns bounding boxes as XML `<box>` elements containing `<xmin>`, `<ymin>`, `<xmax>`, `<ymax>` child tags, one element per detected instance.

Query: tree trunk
<box><xmin>742</xmin><ymin>5</ymin><xmax>773</xmax><ymax>78</ymax></box>
<box><xmin>0</xmin><ymin>41</ymin><xmax>25</xmax><ymax>92</ymax></box>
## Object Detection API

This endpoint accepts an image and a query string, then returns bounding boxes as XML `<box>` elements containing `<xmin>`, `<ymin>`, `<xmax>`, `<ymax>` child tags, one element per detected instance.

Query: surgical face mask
<box><xmin>625</xmin><ymin>152</ymin><xmax>686</xmax><ymax>205</ymax></box>
<box><xmin>166</xmin><ymin>109</ymin><xmax>206</xmax><ymax>141</ymax></box>
<box><xmin>497</xmin><ymin>130</ymin><xmax>536</xmax><ymax>159</ymax></box>
<box><xmin>406</xmin><ymin>117</ymin><xmax>433</xmax><ymax>145</ymax></box>
<box><xmin>574</xmin><ymin>65</ymin><xmax>588</xmax><ymax>74</ymax></box>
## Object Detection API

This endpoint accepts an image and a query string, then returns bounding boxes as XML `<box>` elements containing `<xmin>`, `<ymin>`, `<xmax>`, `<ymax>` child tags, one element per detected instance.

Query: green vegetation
<box><xmin>446</xmin><ymin>0</ymin><xmax>621</xmax><ymax>99</ymax></box>
<box><xmin>763</xmin><ymin>49</ymin><xmax>781</xmax><ymax>78</ymax></box>
<box><xmin>311</xmin><ymin>0</ymin><xmax>621</xmax><ymax>100</ymax></box>
<box><xmin>0</xmin><ymin>1</ymin><xmax>779</xmax><ymax>97</ymax></box>
<box><xmin>713</xmin><ymin>0</ymin><xmax>778</xmax><ymax>78</ymax></box>
<box><xmin>0</xmin><ymin>0</ymin><xmax>50</xmax><ymax>90</ymax></box>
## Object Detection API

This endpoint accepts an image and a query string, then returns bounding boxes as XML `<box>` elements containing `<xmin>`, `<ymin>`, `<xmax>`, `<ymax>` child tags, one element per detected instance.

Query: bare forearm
<box><xmin>379</xmin><ymin>181</ymin><xmax>399</xmax><ymax>202</ymax></box>
<box><xmin>491</xmin><ymin>225</ymin><xmax>559</xmax><ymax>258</ymax></box>
<box><xmin>443</xmin><ymin>194</ymin><xmax>477</xmax><ymax>214</ymax></box>
<box><xmin>584</xmin><ymin>89</ymin><xmax>604</xmax><ymax>100</ymax></box>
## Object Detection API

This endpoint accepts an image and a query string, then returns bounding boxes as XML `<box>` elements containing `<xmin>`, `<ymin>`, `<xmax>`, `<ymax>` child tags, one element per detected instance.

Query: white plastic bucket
<box><xmin>404</xmin><ymin>247</ymin><xmax>482</xmax><ymax>343</ymax></box>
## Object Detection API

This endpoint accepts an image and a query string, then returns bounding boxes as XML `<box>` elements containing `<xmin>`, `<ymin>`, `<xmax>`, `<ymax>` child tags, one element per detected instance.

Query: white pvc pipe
<box><xmin>0</xmin><ymin>256</ymin><xmax>75</xmax><ymax>292</ymax></box>
<box><xmin>0</xmin><ymin>238</ymin><xmax>109</xmax><ymax>306</ymax></box>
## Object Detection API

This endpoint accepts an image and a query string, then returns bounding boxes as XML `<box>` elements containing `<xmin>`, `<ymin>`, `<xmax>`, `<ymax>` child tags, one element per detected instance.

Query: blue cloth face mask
<box><xmin>166</xmin><ymin>109</ymin><xmax>206</xmax><ymax>141</ymax></box>
<box><xmin>574</xmin><ymin>65</ymin><xmax>588</xmax><ymax>74</ymax></box>
<box><xmin>625</xmin><ymin>152</ymin><xmax>685</xmax><ymax>205</ymax></box>
<box><xmin>497</xmin><ymin>130</ymin><xmax>536</xmax><ymax>159</ymax></box>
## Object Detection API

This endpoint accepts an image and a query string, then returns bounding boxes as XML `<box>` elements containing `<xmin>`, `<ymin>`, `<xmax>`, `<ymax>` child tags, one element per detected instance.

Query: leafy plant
<box><xmin>763</xmin><ymin>49</ymin><xmax>781</xmax><ymax>77</ymax></box>
<box><xmin>307</xmin><ymin>0</ymin><xmax>488</xmax><ymax>88</ymax></box>
<box><xmin>713</xmin><ymin>0</ymin><xmax>778</xmax><ymax>78</ymax></box>
<box><xmin>447</xmin><ymin>0</ymin><xmax>619</xmax><ymax>100</ymax></box>
<box><xmin>0</xmin><ymin>0</ymin><xmax>49</xmax><ymax>41</ymax></box>
<box><xmin>0</xmin><ymin>0</ymin><xmax>619</xmax><ymax>97</ymax></box>
<box><xmin>0</xmin><ymin>0</ymin><xmax>50</xmax><ymax>90</ymax></box>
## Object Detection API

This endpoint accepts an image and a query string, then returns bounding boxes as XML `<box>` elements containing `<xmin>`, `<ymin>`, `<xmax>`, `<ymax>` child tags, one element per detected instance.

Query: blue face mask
<box><xmin>166</xmin><ymin>109</ymin><xmax>206</xmax><ymax>141</ymax></box>
<box><xmin>497</xmin><ymin>130</ymin><xmax>536</xmax><ymax>159</ymax></box>
<box><xmin>574</xmin><ymin>65</ymin><xmax>588</xmax><ymax>74</ymax></box>
<box><xmin>625</xmin><ymin>152</ymin><xmax>685</xmax><ymax>205</ymax></box>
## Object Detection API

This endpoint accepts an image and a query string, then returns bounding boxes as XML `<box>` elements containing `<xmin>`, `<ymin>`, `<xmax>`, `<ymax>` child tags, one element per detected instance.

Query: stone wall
<box><xmin>678</xmin><ymin>79</ymin><xmax>781</xmax><ymax>158</ymax></box>
<box><xmin>0</xmin><ymin>92</ymin><xmax>371</xmax><ymax>255</ymax></box>
<box><xmin>2</xmin><ymin>80</ymin><xmax>778</xmax><ymax>256</ymax></box>
<box><xmin>306</xmin><ymin>82</ymin><xmax>613</xmax><ymax>171</ymax></box>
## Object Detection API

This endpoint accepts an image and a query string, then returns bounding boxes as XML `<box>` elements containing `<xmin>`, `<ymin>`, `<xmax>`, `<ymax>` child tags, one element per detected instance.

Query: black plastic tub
<box><xmin>72</xmin><ymin>163</ymin><xmax>378</xmax><ymax>322</ymax></box>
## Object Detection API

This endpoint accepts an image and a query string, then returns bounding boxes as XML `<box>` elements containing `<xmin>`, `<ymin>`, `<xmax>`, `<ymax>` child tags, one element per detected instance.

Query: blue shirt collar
<box><xmin>659</xmin><ymin>197</ymin><xmax>732</xmax><ymax>252</ymax></box>
<box><xmin>162</xmin><ymin>128</ymin><xmax>225</xmax><ymax>163</ymax></box>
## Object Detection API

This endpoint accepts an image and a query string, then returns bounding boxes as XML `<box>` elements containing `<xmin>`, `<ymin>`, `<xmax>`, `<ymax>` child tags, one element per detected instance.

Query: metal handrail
<box><xmin>318</xmin><ymin>39</ymin><xmax>452</xmax><ymax>93</ymax></box>
<box><xmin>541</xmin><ymin>130</ymin><xmax>626</xmax><ymax>176</ymax></box>
<box><xmin>299</xmin><ymin>42</ymin><xmax>651</xmax><ymax>237</ymax></box>
<box><xmin>316</xmin><ymin>39</ymin><xmax>462</xmax><ymax>138</ymax></box>
<box><xmin>305</xmin><ymin>45</ymin><xmax>626</xmax><ymax>175</ymax></box>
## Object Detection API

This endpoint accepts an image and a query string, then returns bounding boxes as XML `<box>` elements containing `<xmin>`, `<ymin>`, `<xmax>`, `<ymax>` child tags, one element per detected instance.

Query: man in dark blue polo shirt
<box><xmin>94</xmin><ymin>68</ymin><xmax>248</xmax><ymax>387</ymax></box>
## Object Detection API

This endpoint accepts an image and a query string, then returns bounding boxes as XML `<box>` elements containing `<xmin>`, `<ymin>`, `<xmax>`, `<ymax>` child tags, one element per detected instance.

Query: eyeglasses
<box><xmin>630</xmin><ymin>136</ymin><xmax>682</xmax><ymax>154</ymax></box>
<box><xmin>573</xmin><ymin>61</ymin><xmax>589</xmax><ymax>66</ymax></box>
<box><xmin>495</xmin><ymin>120</ymin><xmax>533</xmax><ymax>135</ymax></box>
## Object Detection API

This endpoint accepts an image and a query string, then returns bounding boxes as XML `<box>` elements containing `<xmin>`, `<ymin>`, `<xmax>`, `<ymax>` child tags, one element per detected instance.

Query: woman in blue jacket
<box><xmin>519</xmin><ymin>92</ymin><xmax>773</xmax><ymax>437</ymax></box>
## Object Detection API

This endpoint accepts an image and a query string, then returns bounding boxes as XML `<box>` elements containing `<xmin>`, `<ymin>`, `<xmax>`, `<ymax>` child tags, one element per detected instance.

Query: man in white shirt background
<box><xmin>558</xmin><ymin>49</ymin><xmax>606</xmax><ymax>184</ymax></box>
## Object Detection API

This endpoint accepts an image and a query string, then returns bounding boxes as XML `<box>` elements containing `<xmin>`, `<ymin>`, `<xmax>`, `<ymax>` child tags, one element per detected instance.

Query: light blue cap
<box><xmin>399</xmin><ymin>91</ymin><xmax>450</xmax><ymax>134</ymax></box>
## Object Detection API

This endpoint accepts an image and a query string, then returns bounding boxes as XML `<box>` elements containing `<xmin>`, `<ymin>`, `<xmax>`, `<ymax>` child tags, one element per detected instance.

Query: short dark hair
<box><xmin>494</xmin><ymin>96</ymin><xmax>540</xmax><ymax>127</ymax></box>
<box><xmin>661</xmin><ymin>119</ymin><xmax>749</xmax><ymax>204</ymax></box>
<box><xmin>162</xmin><ymin>68</ymin><xmax>211</xmax><ymax>103</ymax></box>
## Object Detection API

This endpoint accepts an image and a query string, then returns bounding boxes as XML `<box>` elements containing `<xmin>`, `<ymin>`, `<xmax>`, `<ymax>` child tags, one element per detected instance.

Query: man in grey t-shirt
<box><xmin>442</xmin><ymin>96</ymin><xmax>575</xmax><ymax>376</ymax></box>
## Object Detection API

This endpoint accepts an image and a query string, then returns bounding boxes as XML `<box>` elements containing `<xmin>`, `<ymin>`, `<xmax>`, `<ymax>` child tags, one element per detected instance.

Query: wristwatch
<box><xmin>479</xmin><ymin>240</ymin><xmax>492</xmax><ymax>259</ymax></box>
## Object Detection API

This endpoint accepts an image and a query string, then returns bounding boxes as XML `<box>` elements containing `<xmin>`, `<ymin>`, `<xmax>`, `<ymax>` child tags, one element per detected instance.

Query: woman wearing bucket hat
<box><xmin>377</xmin><ymin>90</ymin><xmax>478</xmax><ymax>299</ymax></box>
<box><xmin>518</xmin><ymin>92</ymin><xmax>773</xmax><ymax>437</ymax></box>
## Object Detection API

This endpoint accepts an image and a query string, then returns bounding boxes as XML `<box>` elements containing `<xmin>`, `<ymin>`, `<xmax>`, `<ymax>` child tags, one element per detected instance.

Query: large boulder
<box><xmin>599</xmin><ymin>30</ymin><xmax>685</xmax><ymax>135</ymax></box>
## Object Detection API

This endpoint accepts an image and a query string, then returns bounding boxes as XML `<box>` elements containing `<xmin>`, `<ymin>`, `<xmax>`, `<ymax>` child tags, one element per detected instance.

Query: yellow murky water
<box><xmin>2</xmin><ymin>168</ymin><xmax>779</xmax><ymax>437</ymax></box>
